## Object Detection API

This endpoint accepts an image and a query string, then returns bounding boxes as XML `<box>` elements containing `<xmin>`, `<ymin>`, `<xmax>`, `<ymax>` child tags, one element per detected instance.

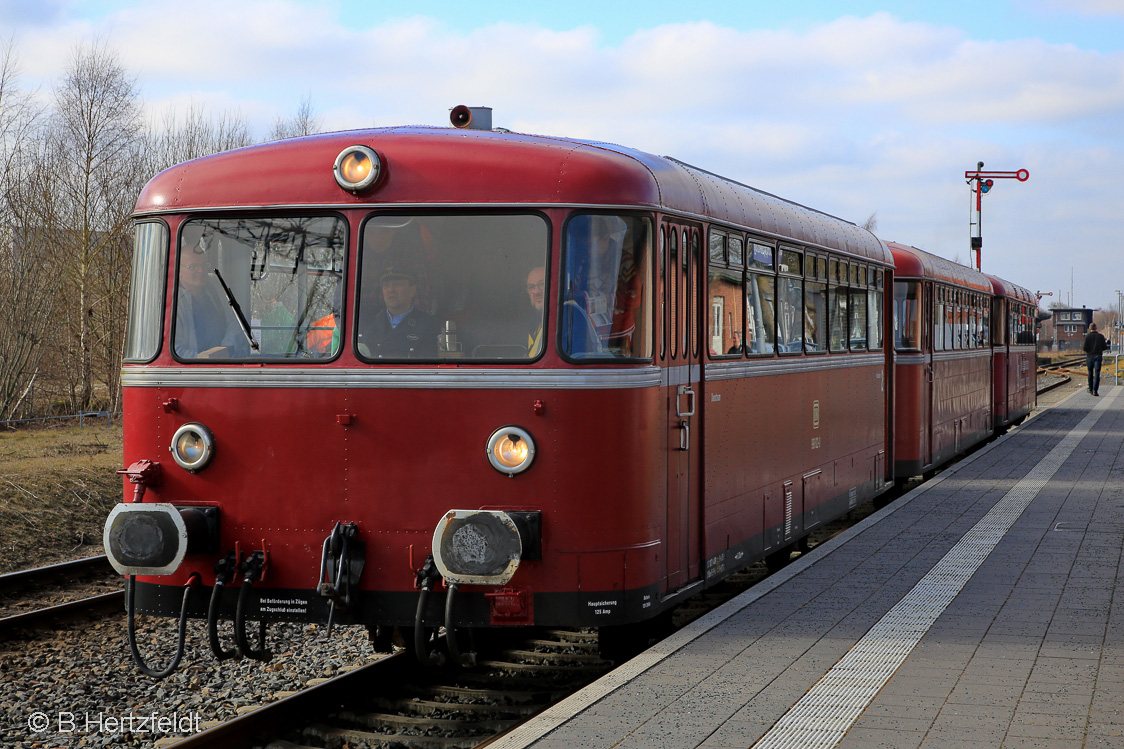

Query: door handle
<box><xmin>679</xmin><ymin>419</ymin><xmax>690</xmax><ymax>451</ymax></box>
<box><xmin>677</xmin><ymin>384</ymin><xmax>696</xmax><ymax>417</ymax></box>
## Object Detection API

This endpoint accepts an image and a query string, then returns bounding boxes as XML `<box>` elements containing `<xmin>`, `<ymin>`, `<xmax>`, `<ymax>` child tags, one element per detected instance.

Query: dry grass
<box><xmin>0</xmin><ymin>421</ymin><xmax>123</xmax><ymax>573</ymax></box>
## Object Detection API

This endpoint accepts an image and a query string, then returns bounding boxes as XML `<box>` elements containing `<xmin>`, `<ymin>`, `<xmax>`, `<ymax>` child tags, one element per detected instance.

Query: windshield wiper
<box><xmin>213</xmin><ymin>267</ymin><xmax>260</xmax><ymax>352</ymax></box>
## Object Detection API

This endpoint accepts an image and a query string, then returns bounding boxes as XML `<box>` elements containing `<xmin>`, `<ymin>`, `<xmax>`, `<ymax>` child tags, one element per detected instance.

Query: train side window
<box><xmin>969</xmin><ymin>301</ymin><xmax>978</xmax><ymax>349</ymax></box>
<box><xmin>124</xmin><ymin>221</ymin><xmax>169</xmax><ymax>363</ymax></box>
<box><xmin>745</xmin><ymin>242</ymin><xmax>776</xmax><ymax>355</ymax></box>
<box><xmin>728</xmin><ymin>234</ymin><xmax>744</xmax><ymax>266</ymax></box>
<box><xmin>669</xmin><ymin>228</ymin><xmax>678</xmax><ymax>358</ymax></box>
<box><xmin>803</xmin><ymin>253</ymin><xmax>825</xmax><ymax>353</ymax></box>
<box><xmin>829</xmin><ymin>268</ymin><xmax>847</xmax><ymax>353</ymax></box>
<box><xmin>868</xmin><ymin>270</ymin><xmax>884</xmax><ymax>350</ymax></box>
<box><xmin>984</xmin><ymin>299</ymin><xmax>993</xmax><ymax>346</ymax></box>
<box><xmin>849</xmin><ymin>284</ymin><xmax>867</xmax><ymax>351</ymax></box>
<box><xmin>560</xmin><ymin>213</ymin><xmax>653</xmax><ymax>361</ymax></box>
<box><xmin>943</xmin><ymin>287</ymin><xmax>953</xmax><ymax>351</ymax></box>
<box><xmin>709</xmin><ymin>229</ymin><xmax>726</xmax><ymax>263</ymax></box>
<box><xmin>956</xmin><ymin>301</ymin><xmax>965</xmax><ymax>349</ymax></box>
<box><xmin>805</xmin><ymin>279</ymin><xmax>827</xmax><ymax>353</ymax></box>
<box><xmin>991</xmin><ymin>297</ymin><xmax>1005</xmax><ymax>346</ymax></box>
<box><xmin>893</xmin><ymin>281</ymin><xmax>920</xmax><ymax>351</ymax></box>
<box><xmin>683</xmin><ymin>227</ymin><xmax>692</xmax><ymax>355</ymax></box>
<box><xmin>777</xmin><ymin>247</ymin><xmax>803</xmax><ymax>354</ymax></box>
<box><xmin>659</xmin><ymin>226</ymin><xmax>666</xmax><ymax>361</ymax></box>
<box><xmin>708</xmin><ymin>230</ymin><xmax>744</xmax><ymax>358</ymax></box>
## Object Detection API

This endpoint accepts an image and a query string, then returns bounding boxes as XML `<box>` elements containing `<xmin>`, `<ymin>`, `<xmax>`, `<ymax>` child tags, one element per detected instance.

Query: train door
<box><xmin>662</xmin><ymin>219</ymin><xmax>702</xmax><ymax>592</ymax></box>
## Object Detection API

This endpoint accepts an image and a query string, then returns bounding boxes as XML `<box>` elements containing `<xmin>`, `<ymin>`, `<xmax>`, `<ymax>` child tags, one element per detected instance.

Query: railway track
<box><xmin>1036</xmin><ymin>355</ymin><xmax>1085</xmax><ymax>374</ymax></box>
<box><xmin>0</xmin><ymin>555</ymin><xmax>123</xmax><ymax>637</ymax></box>
<box><xmin>165</xmin><ymin>628</ymin><xmax>611</xmax><ymax>748</ymax></box>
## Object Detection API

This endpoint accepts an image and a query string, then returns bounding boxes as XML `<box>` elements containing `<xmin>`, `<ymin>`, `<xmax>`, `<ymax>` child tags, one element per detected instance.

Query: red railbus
<box><xmin>104</xmin><ymin>123</ymin><xmax>1029</xmax><ymax>674</ymax></box>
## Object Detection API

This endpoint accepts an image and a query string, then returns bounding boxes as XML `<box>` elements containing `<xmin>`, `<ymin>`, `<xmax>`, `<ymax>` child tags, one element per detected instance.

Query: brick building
<box><xmin>1041</xmin><ymin>306</ymin><xmax>1093</xmax><ymax>351</ymax></box>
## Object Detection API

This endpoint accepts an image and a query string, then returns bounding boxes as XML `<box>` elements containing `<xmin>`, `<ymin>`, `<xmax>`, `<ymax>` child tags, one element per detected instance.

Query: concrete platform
<box><xmin>496</xmin><ymin>384</ymin><xmax>1124</xmax><ymax>748</ymax></box>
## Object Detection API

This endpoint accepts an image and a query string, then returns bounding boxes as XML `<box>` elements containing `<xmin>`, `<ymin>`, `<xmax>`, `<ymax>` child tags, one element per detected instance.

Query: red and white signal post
<box><xmin>965</xmin><ymin>161</ymin><xmax>1029</xmax><ymax>271</ymax></box>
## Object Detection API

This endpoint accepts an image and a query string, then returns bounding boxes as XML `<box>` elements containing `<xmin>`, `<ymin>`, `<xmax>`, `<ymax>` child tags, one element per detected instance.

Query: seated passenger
<box><xmin>358</xmin><ymin>266</ymin><xmax>439</xmax><ymax>358</ymax></box>
<box><xmin>525</xmin><ymin>265</ymin><xmax>545</xmax><ymax>356</ymax></box>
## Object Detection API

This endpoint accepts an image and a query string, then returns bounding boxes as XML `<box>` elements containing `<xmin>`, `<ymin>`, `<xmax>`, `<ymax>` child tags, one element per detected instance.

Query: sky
<box><xmin>3</xmin><ymin>0</ymin><xmax>1123</xmax><ymax>311</ymax></box>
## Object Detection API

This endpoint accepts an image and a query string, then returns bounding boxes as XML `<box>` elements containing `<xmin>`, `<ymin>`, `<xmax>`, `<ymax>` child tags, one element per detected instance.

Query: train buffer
<box><xmin>497</xmin><ymin>384</ymin><xmax>1124</xmax><ymax>748</ymax></box>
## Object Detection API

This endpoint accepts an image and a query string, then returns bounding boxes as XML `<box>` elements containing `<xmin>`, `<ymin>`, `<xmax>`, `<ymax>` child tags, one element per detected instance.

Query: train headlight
<box><xmin>333</xmin><ymin>145</ymin><xmax>381</xmax><ymax>192</ymax></box>
<box><xmin>486</xmin><ymin>426</ymin><xmax>535</xmax><ymax>476</ymax></box>
<box><xmin>432</xmin><ymin>510</ymin><xmax>522</xmax><ymax>585</ymax></box>
<box><xmin>103</xmin><ymin>503</ymin><xmax>188</xmax><ymax>575</ymax></box>
<box><xmin>170</xmin><ymin>423</ymin><xmax>215</xmax><ymax>472</ymax></box>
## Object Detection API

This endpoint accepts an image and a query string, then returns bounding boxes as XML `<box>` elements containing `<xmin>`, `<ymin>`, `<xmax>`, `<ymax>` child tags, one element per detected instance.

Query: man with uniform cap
<box><xmin>359</xmin><ymin>265</ymin><xmax>439</xmax><ymax>358</ymax></box>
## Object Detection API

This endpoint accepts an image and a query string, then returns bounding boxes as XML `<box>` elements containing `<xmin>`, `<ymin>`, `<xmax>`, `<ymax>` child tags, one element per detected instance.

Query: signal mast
<box><xmin>965</xmin><ymin>161</ymin><xmax>1029</xmax><ymax>271</ymax></box>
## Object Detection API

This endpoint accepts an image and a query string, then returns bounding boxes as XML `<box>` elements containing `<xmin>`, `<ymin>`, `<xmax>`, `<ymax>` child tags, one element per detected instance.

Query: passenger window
<box><xmin>561</xmin><ymin>213</ymin><xmax>653</xmax><ymax>360</ymax></box>
<box><xmin>829</xmin><ymin>282</ymin><xmax>848</xmax><ymax>352</ymax></box>
<box><xmin>357</xmin><ymin>214</ymin><xmax>549</xmax><ymax>361</ymax></box>
<box><xmin>746</xmin><ymin>273</ymin><xmax>776</xmax><ymax>354</ymax></box>
<box><xmin>708</xmin><ymin>230</ymin><xmax>744</xmax><ymax>358</ymax></box>
<box><xmin>894</xmin><ymin>281</ymin><xmax>920</xmax><ymax>351</ymax></box>
<box><xmin>868</xmin><ymin>279</ymin><xmax>883</xmax><ymax>350</ymax></box>
<box><xmin>849</xmin><ymin>287</ymin><xmax>867</xmax><ymax>351</ymax></box>
<box><xmin>805</xmin><ymin>280</ymin><xmax>827</xmax><ymax>352</ymax></box>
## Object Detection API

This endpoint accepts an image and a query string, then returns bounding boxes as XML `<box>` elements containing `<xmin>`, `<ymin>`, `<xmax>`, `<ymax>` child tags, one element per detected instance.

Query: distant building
<box><xmin>1041</xmin><ymin>307</ymin><xmax>1092</xmax><ymax>351</ymax></box>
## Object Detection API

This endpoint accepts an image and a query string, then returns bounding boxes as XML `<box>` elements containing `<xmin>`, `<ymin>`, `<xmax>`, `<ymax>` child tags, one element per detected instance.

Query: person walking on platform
<box><xmin>1083</xmin><ymin>322</ymin><xmax>1109</xmax><ymax>395</ymax></box>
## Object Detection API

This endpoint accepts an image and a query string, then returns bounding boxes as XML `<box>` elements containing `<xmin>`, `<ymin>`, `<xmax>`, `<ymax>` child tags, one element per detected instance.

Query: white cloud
<box><xmin>4</xmin><ymin>4</ymin><xmax>1123</xmax><ymax>306</ymax></box>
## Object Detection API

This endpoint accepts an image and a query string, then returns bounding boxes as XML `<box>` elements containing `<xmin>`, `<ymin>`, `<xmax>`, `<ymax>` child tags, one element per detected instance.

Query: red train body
<box><xmin>103</xmin><ymin>125</ymin><xmax>1037</xmax><ymax>670</ymax></box>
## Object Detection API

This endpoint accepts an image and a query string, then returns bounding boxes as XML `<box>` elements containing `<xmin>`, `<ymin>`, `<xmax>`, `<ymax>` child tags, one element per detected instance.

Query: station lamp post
<box><xmin>965</xmin><ymin>162</ymin><xmax>1029</xmax><ymax>271</ymax></box>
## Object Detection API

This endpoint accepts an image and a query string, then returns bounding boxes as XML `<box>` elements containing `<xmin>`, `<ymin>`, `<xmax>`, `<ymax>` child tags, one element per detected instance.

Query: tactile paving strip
<box><xmin>752</xmin><ymin>388</ymin><xmax>1118</xmax><ymax>749</ymax></box>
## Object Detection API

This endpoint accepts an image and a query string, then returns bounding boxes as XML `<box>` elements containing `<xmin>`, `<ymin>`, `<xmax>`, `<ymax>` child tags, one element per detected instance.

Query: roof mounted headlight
<box><xmin>333</xmin><ymin>145</ymin><xmax>382</xmax><ymax>192</ymax></box>
<box><xmin>170</xmin><ymin>423</ymin><xmax>215</xmax><ymax>472</ymax></box>
<box><xmin>486</xmin><ymin>426</ymin><xmax>535</xmax><ymax>476</ymax></box>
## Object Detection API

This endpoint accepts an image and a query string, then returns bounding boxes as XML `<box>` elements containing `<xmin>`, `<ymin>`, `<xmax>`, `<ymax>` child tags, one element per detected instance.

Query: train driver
<box><xmin>358</xmin><ymin>265</ymin><xmax>439</xmax><ymax>358</ymax></box>
<box><xmin>174</xmin><ymin>237</ymin><xmax>250</xmax><ymax>359</ymax></box>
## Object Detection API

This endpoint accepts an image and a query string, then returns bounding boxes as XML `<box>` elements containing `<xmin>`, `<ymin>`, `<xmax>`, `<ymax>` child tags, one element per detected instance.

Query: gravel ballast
<box><xmin>1</xmin><ymin>610</ymin><xmax>384</xmax><ymax>748</ymax></box>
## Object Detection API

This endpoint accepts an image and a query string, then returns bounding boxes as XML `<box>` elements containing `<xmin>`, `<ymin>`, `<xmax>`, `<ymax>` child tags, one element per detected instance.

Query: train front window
<box><xmin>561</xmin><ymin>214</ymin><xmax>653</xmax><ymax>361</ymax></box>
<box><xmin>357</xmin><ymin>214</ymin><xmax>549</xmax><ymax>361</ymax></box>
<box><xmin>173</xmin><ymin>217</ymin><xmax>347</xmax><ymax>360</ymax></box>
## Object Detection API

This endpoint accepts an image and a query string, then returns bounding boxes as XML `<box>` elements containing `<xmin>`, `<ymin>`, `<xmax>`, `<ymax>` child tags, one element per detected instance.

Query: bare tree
<box><xmin>0</xmin><ymin>38</ymin><xmax>57</xmax><ymax>421</ymax></box>
<box><xmin>269</xmin><ymin>93</ymin><xmax>321</xmax><ymax>141</ymax></box>
<box><xmin>144</xmin><ymin>101</ymin><xmax>252</xmax><ymax>174</ymax></box>
<box><xmin>50</xmin><ymin>39</ymin><xmax>143</xmax><ymax>412</ymax></box>
<box><xmin>862</xmin><ymin>212</ymin><xmax>878</xmax><ymax>234</ymax></box>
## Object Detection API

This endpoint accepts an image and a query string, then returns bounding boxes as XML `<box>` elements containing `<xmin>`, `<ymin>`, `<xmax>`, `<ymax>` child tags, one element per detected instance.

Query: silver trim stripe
<box><xmin>932</xmin><ymin>348</ymin><xmax>991</xmax><ymax>363</ymax></box>
<box><xmin>752</xmin><ymin>386</ymin><xmax>1119</xmax><ymax>749</ymax></box>
<box><xmin>121</xmin><ymin>366</ymin><xmax>662</xmax><ymax>390</ymax></box>
<box><xmin>706</xmin><ymin>352</ymin><xmax>883</xmax><ymax>382</ymax></box>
